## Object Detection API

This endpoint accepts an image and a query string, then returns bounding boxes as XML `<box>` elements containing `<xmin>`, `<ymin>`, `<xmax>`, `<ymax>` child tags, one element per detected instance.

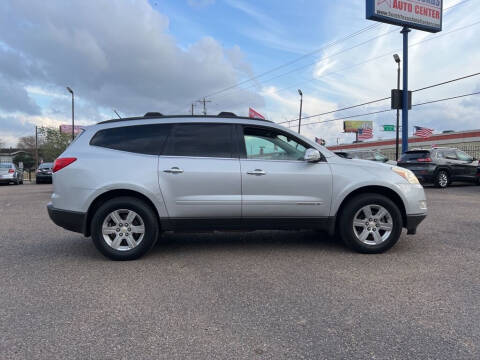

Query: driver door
<box><xmin>239</xmin><ymin>125</ymin><xmax>332</xmax><ymax>218</ymax></box>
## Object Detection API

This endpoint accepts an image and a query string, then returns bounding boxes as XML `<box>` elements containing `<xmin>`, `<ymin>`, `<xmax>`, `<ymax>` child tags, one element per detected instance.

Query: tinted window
<box><xmin>400</xmin><ymin>151</ymin><xmax>431</xmax><ymax>161</ymax></box>
<box><xmin>243</xmin><ymin>127</ymin><xmax>307</xmax><ymax>161</ymax></box>
<box><xmin>456</xmin><ymin>150</ymin><xmax>473</xmax><ymax>162</ymax></box>
<box><xmin>90</xmin><ymin>124</ymin><xmax>171</xmax><ymax>155</ymax></box>
<box><xmin>0</xmin><ymin>163</ymin><xmax>12</xmax><ymax>168</ymax></box>
<box><xmin>444</xmin><ymin>150</ymin><xmax>457</xmax><ymax>160</ymax></box>
<box><xmin>374</xmin><ymin>152</ymin><xmax>387</xmax><ymax>162</ymax></box>
<box><xmin>163</xmin><ymin>123</ymin><xmax>233</xmax><ymax>158</ymax></box>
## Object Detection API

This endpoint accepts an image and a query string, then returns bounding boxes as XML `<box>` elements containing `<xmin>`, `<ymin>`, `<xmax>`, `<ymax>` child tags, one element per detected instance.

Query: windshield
<box><xmin>0</xmin><ymin>163</ymin><xmax>13</xmax><ymax>168</ymax></box>
<box><xmin>39</xmin><ymin>163</ymin><xmax>54</xmax><ymax>169</ymax></box>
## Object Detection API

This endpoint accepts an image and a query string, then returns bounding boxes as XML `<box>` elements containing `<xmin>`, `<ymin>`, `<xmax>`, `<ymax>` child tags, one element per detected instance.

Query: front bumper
<box><xmin>47</xmin><ymin>203</ymin><xmax>86</xmax><ymax>234</ymax></box>
<box><xmin>405</xmin><ymin>214</ymin><xmax>426</xmax><ymax>235</ymax></box>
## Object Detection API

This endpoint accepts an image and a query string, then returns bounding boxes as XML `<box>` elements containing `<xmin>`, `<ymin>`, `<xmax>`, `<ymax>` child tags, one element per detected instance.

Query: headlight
<box><xmin>392</xmin><ymin>166</ymin><xmax>419</xmax><ymax>184</ymax></box>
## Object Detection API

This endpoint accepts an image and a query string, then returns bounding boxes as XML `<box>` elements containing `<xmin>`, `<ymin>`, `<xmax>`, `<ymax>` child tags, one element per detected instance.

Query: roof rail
<box><xmin>144</xmin><ymin>112</ymin><xmax>163</xmax><ymax>118</ymax></box>
<box><xmin>218</xmin><ymin>112</ymin><xmax>237</xmax><ymax>117</ymax></box>
<box><xmin>98</xmin><ymin>114</ymin><xmax>274</xmax><ymax>125</ymax></box>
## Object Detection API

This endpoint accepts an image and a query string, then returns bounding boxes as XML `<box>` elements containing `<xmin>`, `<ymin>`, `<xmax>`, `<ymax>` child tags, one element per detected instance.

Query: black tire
<box><xmin>434</xmin><ymin>170</ymin><xmax>450</xmax><ymax>188</ymax></box>
<box><xmin>36</xmin><ymin>179</ymin><xmax>41</xmax><ymax>184</ymax></box>
<box><xmin>338</xmin><ymin>193</ymin><xmax>403</xmax><ymax>254</ymax></box>
<box><xmin>91</xmin><ymin>197</ymin><xmax>159</xmax><ymax>260</ymax></box>
<box><xmin>19</xmin><ymin>180</ymin><xmax>23</xmax><ymax>184</ymax></box>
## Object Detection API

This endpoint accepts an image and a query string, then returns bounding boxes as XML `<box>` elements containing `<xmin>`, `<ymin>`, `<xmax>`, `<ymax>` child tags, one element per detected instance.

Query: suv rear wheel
<box><xmin>91</xmin><ymin>197</ymin><xmax>159</xmax><ymax>260</ymax></box>
<box><xmin>338</xmin><ymin>193</ymin><xmax>403</xmax><ymax>253</ymax></box>
<box><xmin>434</xmin><ymin>170</ymin><xmax>449</xmax><ymax>188</ymax></box>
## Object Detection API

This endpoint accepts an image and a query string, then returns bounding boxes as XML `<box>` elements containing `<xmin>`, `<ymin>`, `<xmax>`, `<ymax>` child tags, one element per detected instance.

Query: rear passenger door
<box><xmin>158</xmin><ymin>123</ymin><xmax>241</xmax><ymax>219</ymax></box>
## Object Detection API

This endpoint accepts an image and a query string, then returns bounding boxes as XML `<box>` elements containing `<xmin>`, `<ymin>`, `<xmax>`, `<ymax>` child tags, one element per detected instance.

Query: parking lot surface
<box><xmin>0</xmin><ymin>183</ymin><xmax>479</xmax><ymax>359</ymax></box>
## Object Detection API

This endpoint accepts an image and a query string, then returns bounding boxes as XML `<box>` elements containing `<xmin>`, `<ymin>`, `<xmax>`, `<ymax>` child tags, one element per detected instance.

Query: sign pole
<box><xmin>401</xmin><ymin>27</ymin><xmax>410</xmax><ymax>153</ymax></box>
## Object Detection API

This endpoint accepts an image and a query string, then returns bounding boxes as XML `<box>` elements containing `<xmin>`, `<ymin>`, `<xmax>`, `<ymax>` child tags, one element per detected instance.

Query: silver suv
<box><xmin>47</xmin><ymin>114</ymin><xmax>427</xmax><ymax>260</ymax></box>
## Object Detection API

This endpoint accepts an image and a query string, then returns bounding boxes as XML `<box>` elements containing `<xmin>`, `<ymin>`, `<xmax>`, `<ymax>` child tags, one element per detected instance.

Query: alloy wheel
<box><xmin>352</xmin><ymin>204</ymin><xmax>393</xmax><ymax>246</ymax></box>
<box><xmin>101</xmin><ymin>209</ymin><xmax>145</xmax><ymax>251</ymax></box>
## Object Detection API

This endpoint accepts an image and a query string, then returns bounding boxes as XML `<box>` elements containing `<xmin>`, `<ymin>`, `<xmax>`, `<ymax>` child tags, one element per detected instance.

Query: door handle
<box><xmin>164</xmin><ymin>167</ymin><xmax>184</xmax><ymax>174</ymax></box>
<box><xmin>247</xmin><ymin>169</ymin><xmax>266</xmax><ymax>176</ymax></box>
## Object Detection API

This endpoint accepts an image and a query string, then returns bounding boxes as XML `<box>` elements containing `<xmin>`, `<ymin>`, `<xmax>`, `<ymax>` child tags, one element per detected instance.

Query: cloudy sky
<box><xmin>0</xmin><ymin>0</ymin><xmax>479</xmax><ymax>147</ymax></box>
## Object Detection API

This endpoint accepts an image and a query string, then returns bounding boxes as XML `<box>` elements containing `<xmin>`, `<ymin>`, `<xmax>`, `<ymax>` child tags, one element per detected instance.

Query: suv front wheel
<box><xmin>91</xmin><ymin>197</ymin><xmax>159</xmax><ymax>260</ymax></box>
<box><xmin>338</xmin><ymin>193</ymin><xmax>403</xmax><ymax>253</ymax></box>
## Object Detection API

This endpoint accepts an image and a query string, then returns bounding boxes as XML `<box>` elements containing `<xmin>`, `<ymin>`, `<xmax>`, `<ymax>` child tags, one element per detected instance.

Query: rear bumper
<box><xmin>47</xmin><ymin>203</ymin><xmax>86</xmax><ymax>234</ymax></box>
<box><xmin>405</xmin><ymin>214</ymin><xmax>427</xmax><ymax>235</ymax></box>
<box><xmin>36</xmin><ymin>174</ymin><xmax>52</xmax><ymax>182</ymax></box>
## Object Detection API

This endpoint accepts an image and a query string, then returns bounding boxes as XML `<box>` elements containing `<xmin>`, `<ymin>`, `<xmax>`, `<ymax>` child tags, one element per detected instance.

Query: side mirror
<box><xmin>304</xmin><ymin>148</ymin><xmax>321</xmax><ymax>163</ymax></box>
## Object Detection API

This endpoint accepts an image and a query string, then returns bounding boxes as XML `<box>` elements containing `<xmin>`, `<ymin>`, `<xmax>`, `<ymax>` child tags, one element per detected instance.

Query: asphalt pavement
<box><xmin>0</xmin><ymin>183</ymin><xmax>479</xmax><ymax>359</ymax></box>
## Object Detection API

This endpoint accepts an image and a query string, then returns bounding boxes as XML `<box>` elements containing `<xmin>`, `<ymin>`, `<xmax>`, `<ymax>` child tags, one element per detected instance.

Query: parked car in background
<box><xmin>47</xmin><ymin>113</ymin><xmax>427</xmax><ymax>260</ymax></box>
<box><xmin>335</xmin><ymin>150</ymin><xmax>397</xmax><ymax>165</ymax></box>
<box><xmin>397</xmin><ymin>147</ymin><xmax>480</xmax><ymax>188</ymax></box>
<box><xmin>36</xmin><ymin>162</ymin><xmax>54</xmax><ymax>184</ymax></box>
<box><xmin>0</xmin><ymin>163</ymin><xmax>23</xmax><ymax>185</ymax></box>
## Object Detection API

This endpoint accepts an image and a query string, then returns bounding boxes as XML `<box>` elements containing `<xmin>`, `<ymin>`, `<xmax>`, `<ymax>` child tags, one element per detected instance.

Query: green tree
<box><xmin>39</xmin><ymin>127</ymin><xmax>71</xmax><ymax>161</ymax></box>
<box><xmin>13</xmin><ymin>152</ymin><xmax>35</xmax><ymax>171</ymax></box>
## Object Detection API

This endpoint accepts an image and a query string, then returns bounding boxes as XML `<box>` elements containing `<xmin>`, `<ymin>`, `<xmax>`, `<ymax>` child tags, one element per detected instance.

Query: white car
<box><xmin>0</xmin><ymin>162</ymin><xmax>24</xmax><ymax>185</ymax></box>
<box><xmin>47</xmin><ymin>113</ymin><xmax>427</xmax><ymax>260</ymax></box>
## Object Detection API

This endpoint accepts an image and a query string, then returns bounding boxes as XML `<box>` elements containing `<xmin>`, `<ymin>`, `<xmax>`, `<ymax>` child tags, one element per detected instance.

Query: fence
<box><xmin>379</xmin><ymin>144</ymin><xmax>480</xmax><ymax>160</ymax></box>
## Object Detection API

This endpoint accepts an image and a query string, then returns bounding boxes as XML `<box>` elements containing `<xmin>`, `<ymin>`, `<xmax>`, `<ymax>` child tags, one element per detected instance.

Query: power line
<box><xmin>292</xmin><ymin>90</ymin><xmax>480</xmax><ymax>129</ymax></box>
<box><xmin>412</xmin><ymin>91</ymin><xmax>480</xmax><ymax>107</ymax></box>
<box><xmin>278</xmin><ymin>96</ymin><xmax>391</xmax><ymax>124</ymax></box>
<box><xmin>413</xmin><ymin>72</ymin><xmax>480</xmax><ymax>93</ymax></box>
<box><xmin>263</xmin><ymin>18</ymin><xmax>480</xmax><ymax>99</ymax></box>
<box><xmin>202</xmin><ymin>24</ymin><xmax>381</xmax><ymax>99</ymax></box>
<box><xmin>212</xmin><ymin>0</ymin><xmax>475</xmax><ymax>107</ymax></box>
<box><xmin>282</xmin><ymin>70</ymin><xmax>480</xmax><ymax>124</ymax></box>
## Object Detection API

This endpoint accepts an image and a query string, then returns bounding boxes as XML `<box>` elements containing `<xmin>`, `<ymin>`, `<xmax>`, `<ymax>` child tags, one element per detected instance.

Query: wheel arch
<box><xmin>334</xmin><ymin>185</ymin><xmax>407</xmax><ymax>231</ymax></box>
<box><xmin>84</xmin><ymin>189</ymin><xmax>161</xmax><ymax>237</ymax></box>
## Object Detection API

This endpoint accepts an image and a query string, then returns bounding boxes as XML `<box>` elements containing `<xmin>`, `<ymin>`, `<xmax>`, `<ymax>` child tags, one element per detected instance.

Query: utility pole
<box><xmin>393</xmin><ymin>54</ymin><xmax>401</xmax><ymax>160</ymax></box>
<box><xmin>297</xmin><ymin>89</ymin><xmax>303</xmax><ymax>134</ymax></box>
<box><xmin>35</xmin><ymin>125</ymin><xmax>38</xmax><ymax>171</ymax></box>
<box><xmin>191</xmin><ymin>103</ymin><xmax>196</xmax><ymax>115</ymax></box>
<box><xmin>401</xmin><ymin>27</ymin><xmax>410</xmax><ymax>153</ymax></box>
<box><xmin>197</xmin><ymin>98</ymin><xmax>211</xmax><ymax>115</ymax></box>
<box><xmin>66</xmin><ymin>87</ymin><xmax>74</xmax><ymax>140</ymax></box>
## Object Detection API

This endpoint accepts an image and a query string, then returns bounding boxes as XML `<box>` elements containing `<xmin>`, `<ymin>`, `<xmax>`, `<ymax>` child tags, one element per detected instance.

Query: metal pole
<box><xmin>35</xmin><ymin>126</ymin><xmax>38</xmax><ymax>170</ymax></box>
<box><xmin>401</xmin><ymin>27</ymin><xmax>410</xmax><ymax>153</ymax></box>
<box><xmin>396</xmin><ymin>62</ymin><xmax>401</xmax><ymax>160</ymax></box>
<box><xmin>298</xmin><ymin>94</ymin><xmax>303</xmax><ymax>134</ymax></box>
<box><xmin>71</xmin><ymin>92</ymin><xmax>75</xmax><ymax>141</ymax></box>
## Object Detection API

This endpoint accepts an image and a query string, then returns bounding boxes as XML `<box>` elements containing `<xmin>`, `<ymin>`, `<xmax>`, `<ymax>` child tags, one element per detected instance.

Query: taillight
<box><xmin>8</xmin><ymin>169</ymin><xmax>14</xmax><ymax>173</ymax></box>
<box><xmin>417</xmin><ymin>158</ymin><xmax>432</xmax><ymax>162</ymax></box>
<box><xmin>53</xmin><ymin>157</ymin><xmax>77</xmax><ymax>173</ymax></box>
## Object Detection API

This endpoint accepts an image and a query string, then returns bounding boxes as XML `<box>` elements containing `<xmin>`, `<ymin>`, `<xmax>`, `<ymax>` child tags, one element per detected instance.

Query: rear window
<box><xmin>0</xmin><ymin>163</ymin><xmax>12</xmax><ymax>168</ymax></box>
<box><xmin>163</xmin><ymin>123</ymin><xmax>233</xmax><ymax>158</ymax></box>
<box><xmin>90</xmin><ymin>124</ymin><xmax>171</xmax><ymax>155</ymax></box>
<box><xmin>400</xmin><ymin>151</ymin><xmax>430</xmax><ymax>161</ymax></box>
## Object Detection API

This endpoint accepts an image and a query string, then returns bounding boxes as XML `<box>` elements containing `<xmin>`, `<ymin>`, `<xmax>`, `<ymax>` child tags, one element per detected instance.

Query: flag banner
<box><xmin>358</xmin><ymin>128</ymin><xmax>373</xmax><ymax>140</ymax></box>
<box><xmin>315</xmin><ymin>137</ymin><xmax>326</xmax><ymax>146</ymax></box>
<box><xmin>249</xmin><ymin>107</ymin><xmax>265</xmax><ymax>120</ymax></box>
<box><xmin>414</xmin><ymin>126</ymin><xmax>433</xmax><ymax>138</ymax></box>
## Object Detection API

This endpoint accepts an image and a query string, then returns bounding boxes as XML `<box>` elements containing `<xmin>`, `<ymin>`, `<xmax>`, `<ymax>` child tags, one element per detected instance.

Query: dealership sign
<box><xmin>59</xmin><ymin>125</ymin><xmax>84</xmax><ymax>134</ymax></box>
<box><xmin>366</xmin><ymin>0</ymin><xmax>443</xmax><ymax>33</ymax></box>
<box><xmin>344</xmin><ymin>121</ymin><xmax>373</xmax><ymax>133</ymax></box>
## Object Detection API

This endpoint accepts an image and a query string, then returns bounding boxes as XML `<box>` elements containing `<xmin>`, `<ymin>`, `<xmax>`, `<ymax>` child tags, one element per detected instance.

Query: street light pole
<box><xmin>393</xmin><ymin>54</ymin><xmax>401</xmax><ymax>161</ymax></box>
<box><xmin>297</xmin><ymin>89</ymin><xmax>303</xmax><ymax>134</ymax></box>
<box><xmin>66</xmin><ymin>87</ymin><xmax>74</xmax><ymax>140</ymax></box>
